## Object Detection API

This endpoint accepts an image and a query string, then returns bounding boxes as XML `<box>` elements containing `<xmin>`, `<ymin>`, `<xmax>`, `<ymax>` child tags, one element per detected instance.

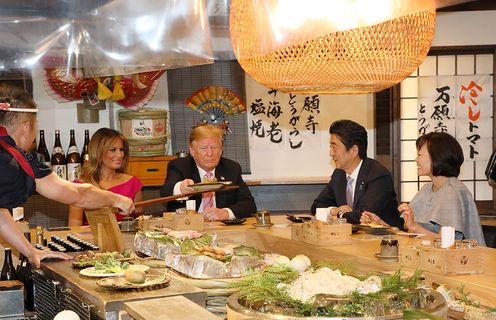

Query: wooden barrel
<box><xmin>128</xmin><ymin>136</ymin><xmax>168</xmax><ymax>157</ymax></box>
<box><xmin>118</xmin><ymin>108</ymin><xmax>168</xmax><ymax>156</ymax></box>
<box><xmin>118</xmin><ymin>108</ymin><xmax>168</xmax><ymax>139</ymax></box>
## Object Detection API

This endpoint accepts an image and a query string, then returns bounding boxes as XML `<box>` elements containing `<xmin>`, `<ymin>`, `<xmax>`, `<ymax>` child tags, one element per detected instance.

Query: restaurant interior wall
<box><xmin>398</xmin><ymin>10</ymin><xmax>496</xmax><ymax>203</ymax></box>
<box><xmin>19</xmin><ymin>9</ymin><xmax>496</xmax><ymax>227</ymax></box>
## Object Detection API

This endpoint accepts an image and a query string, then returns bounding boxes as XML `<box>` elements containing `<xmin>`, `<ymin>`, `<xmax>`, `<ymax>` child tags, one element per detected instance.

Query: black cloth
<box><xmin>311</xmin><ymin>157</ymin><xmax>403</xmax><ymax>229</ymax></box>
<box><xmin>0</xmin><ymin>135</ymin><xmax>52</xmax><ymax>209</ymax></box>
<box><xmin>160</xmin><ymin>156</ymin><xmax>257</xmax><ymax>219</ymax></box>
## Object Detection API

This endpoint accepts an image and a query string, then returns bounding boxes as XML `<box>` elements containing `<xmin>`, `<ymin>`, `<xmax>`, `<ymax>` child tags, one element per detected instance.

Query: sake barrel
<box><xmin>118</xmin><ymin>108</ymin><xmax>168</xmax><ymax>139</ymax></box>
<box><xmin>118</xmin><ymin>108</ymin><xmax>168</xmax><ymax>157</ymax></box>
<box><xmin>128</xmin><ymin>136</ymin><xmax>168</xmax><ymax>157</ymax></box>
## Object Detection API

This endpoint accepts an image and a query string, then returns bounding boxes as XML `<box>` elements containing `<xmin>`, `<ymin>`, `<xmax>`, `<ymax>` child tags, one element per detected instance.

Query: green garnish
<box><xmin>229</xmin><ymin>266</ymin><xmax>429</xmax><ymax>317</ymax></box>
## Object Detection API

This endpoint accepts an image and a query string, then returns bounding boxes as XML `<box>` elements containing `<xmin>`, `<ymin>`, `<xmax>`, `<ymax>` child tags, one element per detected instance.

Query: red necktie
<box><xmin>201</xmin><ymin>171</ymin><xmax>214</xmax><ymax>211</ymax></box>
<box><xmin>0</xmin><ymin>126</ymin><xmax>35</xmax><ymax>179</ymax></box>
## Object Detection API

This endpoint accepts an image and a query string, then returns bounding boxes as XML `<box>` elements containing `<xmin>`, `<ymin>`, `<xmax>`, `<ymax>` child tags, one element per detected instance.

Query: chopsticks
<box><xmin>134</xmin><ymin>185</ymin><xmax>239</xmax><ymax>208</ymax></box>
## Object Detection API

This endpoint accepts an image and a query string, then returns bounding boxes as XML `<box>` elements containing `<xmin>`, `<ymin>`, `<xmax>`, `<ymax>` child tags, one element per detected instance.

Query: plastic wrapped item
<box><xmin>0</xmin><ymin>0</ymin><xmax>214</xmax><ymax>76</ymax></box>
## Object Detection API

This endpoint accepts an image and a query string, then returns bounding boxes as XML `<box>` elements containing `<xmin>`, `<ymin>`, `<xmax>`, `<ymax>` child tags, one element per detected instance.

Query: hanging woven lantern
<box><xmin>230</xmin><ymin>0</ymin><xmax>436</xmax><ymax>94</ymax></box>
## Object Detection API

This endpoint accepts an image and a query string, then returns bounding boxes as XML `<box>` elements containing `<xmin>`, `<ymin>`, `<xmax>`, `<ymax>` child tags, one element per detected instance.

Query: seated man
<box><xmin>160</xmin><ymin>124</ymin><xmax>257</xmax><ymax>221</ymax></box>
<box><xmin>311</xmin><ymin>120</ymin><xmax>403</xmax><ymax>228</ymax></box>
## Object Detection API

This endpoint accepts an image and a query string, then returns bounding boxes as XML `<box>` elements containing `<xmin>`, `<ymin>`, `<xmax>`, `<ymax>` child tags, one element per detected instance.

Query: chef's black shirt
<box><xmin>0</xmin><ymin>135</ymin><xmax>52</xmax><ymax>209</ymax></box>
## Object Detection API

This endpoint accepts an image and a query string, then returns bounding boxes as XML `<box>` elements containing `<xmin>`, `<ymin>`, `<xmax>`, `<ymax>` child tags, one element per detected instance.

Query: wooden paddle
<box><xmin>133</xmin><ymin>185</ymin><xmax>240</xmax><ymax>208</ymax></box>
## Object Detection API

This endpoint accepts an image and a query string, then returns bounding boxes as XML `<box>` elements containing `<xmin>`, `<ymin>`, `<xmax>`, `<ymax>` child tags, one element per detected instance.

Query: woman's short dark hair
<box><xmin>329</xmin><ymin>120</ymin><xmax>367</xmax><ymax>159</ymax></box>
<box><xmin>417</xmin><ymin>132</ymin><xmax>464</xmax><ymax>177</ymax></box>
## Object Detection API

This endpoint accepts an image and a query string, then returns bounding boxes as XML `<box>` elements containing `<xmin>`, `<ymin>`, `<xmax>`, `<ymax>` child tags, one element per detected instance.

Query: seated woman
<box><xmin>362</xmin><ymin>132</ymin><xmax>485</xmax><ymax>245</ymax></box>
<box><xmin>68</xmin><ymin>128</ymin><xmax>143</xmax><ymax>226</ymax></box>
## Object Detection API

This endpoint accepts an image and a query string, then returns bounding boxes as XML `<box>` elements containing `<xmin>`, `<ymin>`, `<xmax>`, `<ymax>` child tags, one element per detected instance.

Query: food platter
<box><xmin>79</xmin><ymin>267</ymin><xmax>125</xmax><ymax>278</ymax></box>
<box><xmin>96</xmin><ymin>275</ymin><xmax>171</xmax><ymax>290</ymax></box>
<box><xmin>190</xmin><ymin>181</ymin><xmax>231</xmax><ymax>191</ymax></box>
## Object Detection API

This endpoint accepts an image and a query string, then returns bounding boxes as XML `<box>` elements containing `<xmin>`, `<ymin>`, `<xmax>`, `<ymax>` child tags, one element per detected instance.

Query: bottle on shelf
<box><xmin>51</xmin><ymin>130</ymin><xmax>67</xmax><ymax>180</ymax></box>
<box><xmin>66</xmin><ymin>129</ymin><xmax>81</xmax><ymax>181</ymax></box>
<box><xmin>1</xmin><ymin>247</ymin><xmax>17</xmax><ymax>280</ymax></box>
<box><xmin>37</xmin><ymin>130</ymin><xmax>51</xmax><ymax>167</ymax></box>
<box><xmin>80</xmin><ymin>129</ymin><xmax>90</xmax><ymax>166</ymax></box>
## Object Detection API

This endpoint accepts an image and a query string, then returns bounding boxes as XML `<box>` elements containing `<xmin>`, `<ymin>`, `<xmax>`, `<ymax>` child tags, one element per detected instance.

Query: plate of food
<box><xmin>96</xmin><ymin>274</ymin><xmax>171</xmax><ymax>290</ymax></box>
<box><xmin>72</xmin><ymin>250</ymin><xmax>133</xmax><ymax>269</ymax></box>
<box><xmin>358</xmin><ymin>223</ymin><xmax>394</xmax><ymax>235</ymax></box>
<box><xmin>189</xmin><ymin>181</ymin><xmax>232</xmax><ymax>191</ymax></box>
<box><xmin>79</xmin><ymin>267</ymin><xmax>125</xmax><ymax>278</ymax></box>
<box><xmin>220</xmin><ymin>218</ymin><xmax>246</xmax><ymax>225</ymax></box>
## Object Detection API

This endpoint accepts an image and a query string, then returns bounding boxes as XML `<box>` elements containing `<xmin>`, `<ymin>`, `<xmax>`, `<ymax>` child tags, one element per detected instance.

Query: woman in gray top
<box><xmin>363</xmin><ymin>132</ymin><xmax>485</xmax><ymax>245</ymax></box>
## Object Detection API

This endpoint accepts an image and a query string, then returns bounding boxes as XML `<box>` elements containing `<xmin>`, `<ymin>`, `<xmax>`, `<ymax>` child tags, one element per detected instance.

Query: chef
<box><xmin>0</xmin><ymin>84</ymin><xmax>134</xmax><ymax>267</ymax></box>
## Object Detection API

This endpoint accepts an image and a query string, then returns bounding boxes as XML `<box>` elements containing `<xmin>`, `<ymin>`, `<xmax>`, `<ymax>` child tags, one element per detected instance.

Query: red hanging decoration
<box><xmin>43</xmin><ymin>69</ymin><xmax>166</xmax><ymax>109</ymax></box>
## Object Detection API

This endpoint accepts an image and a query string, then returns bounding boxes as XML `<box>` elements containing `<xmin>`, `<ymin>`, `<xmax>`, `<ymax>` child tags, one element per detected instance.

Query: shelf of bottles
<box><xmin>37</xmin><ymin>129</ymin><xmax>89</xmax><ymax>181</ymax></box>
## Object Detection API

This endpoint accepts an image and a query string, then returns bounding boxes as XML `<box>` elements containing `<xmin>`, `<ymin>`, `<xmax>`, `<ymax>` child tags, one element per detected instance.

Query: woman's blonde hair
<box><xmin>189</xmin><ymin>124</ymin><xmax>224</xmax><ymax>145</ymax></box>
<box><xmin>80</xmin><ymin>128</ymin><xmax>129</xmax><ymax>186</ymax></box>
<box><xmin>0</xmin><ymin>84</ymin><xmax>37</xmax><ymax>131</ymax></box>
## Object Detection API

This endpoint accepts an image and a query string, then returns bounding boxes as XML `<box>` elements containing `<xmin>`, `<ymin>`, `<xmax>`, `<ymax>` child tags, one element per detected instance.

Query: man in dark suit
<box><xmin>160</xmin><ymin>124</ymin><xmax>256</xmax><ymax>221</ymax></box>
<box><xmin>311</xmin><ymin>120</ymin><xmax>403</xmax><ymax>228</ymax></box>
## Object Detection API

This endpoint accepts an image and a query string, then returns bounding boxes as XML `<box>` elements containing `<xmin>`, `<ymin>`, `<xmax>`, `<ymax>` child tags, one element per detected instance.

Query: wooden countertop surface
<box><xmin>39</xmin><ymin>215</ymin><xmax>496</xmax><ymax>310</ymax></box>
<box><xmin>40</xmin><ymin>258</ymin><xmax>206</xmax><ymax>318</ymax></box>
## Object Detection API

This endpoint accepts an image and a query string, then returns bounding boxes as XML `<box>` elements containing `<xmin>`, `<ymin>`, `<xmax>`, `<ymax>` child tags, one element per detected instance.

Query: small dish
<box><xmin>359</xmin><ymin>225</ymin><xmax>394</xmax><ymax>235</ymax></box>
<box><xmin>286</xmin><ymin>215</ymin><xmax>312</xmax><ymax>223</ymax></box>
<box><xmin>374</xmin><ymin>252</ymin><xmax>399</xmax><ymax>262</ymax></box>
<box><xmin>79</xmin><ymin>267</ymin><xmax>124</xmax><ymax>278</ymax></box>
<box><xmin>220</xmin><ymin>218</ymin><xmax>246</xmax><ymax>225</ymax></box>
<box><xmin>252</xmin><ymin>222</ymin><xmax>274</xmax><ymax>228</ymax></box>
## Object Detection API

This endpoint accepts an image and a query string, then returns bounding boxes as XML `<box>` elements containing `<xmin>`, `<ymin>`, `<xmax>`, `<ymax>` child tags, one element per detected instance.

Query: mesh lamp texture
<box><xmin>229</xmin><ymin>2</ymin><xmax>436</xmax><ymax>94</ymax></box>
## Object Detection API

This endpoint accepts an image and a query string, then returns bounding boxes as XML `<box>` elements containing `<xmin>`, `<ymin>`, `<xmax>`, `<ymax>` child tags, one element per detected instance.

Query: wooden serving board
<box><xmin>124</xmin><ymin>295</ymin><xmax>220</xmax><ymax>320</ymax></box>
<box><xmin>85</xmin><ymin>207</ymin><xmax>124</xmax><ymax>253</ymax></box>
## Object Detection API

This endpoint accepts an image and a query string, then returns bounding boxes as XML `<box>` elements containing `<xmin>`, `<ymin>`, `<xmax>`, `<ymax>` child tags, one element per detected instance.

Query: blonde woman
<box><xmin>68</xmin><ymin>128</ymin><xmax>143</xmax><ymax>226</ymax></box>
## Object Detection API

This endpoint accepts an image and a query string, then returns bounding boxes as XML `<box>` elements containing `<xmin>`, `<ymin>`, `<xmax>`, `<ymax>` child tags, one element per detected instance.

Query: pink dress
<box><xmin>74</xmin><ymin>176</ymin><xmax>143</xmax><ymax>223</ymax></box>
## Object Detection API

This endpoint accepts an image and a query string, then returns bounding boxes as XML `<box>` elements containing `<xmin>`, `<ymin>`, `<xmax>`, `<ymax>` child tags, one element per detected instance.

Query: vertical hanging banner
<box><xmin>245</xmin><ymin>75</ymin><xmax>373</xmax><ymax>180</ymax></box>
<box><xmin>418</xmin><ymin>75</ymin><xmax>492</xmax><ymax>161</ymax></box>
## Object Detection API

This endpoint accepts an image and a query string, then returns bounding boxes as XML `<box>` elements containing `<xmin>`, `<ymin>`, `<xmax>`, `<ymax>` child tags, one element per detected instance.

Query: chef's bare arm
<box><xmin>36</xmin><ymin>172</ymin><xmax>134</xmax><ymax>215</ymax></box>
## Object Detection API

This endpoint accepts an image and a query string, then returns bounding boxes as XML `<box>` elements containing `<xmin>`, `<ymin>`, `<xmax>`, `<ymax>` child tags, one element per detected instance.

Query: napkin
<box><xmin>315</xmin><ymin>208</ymin><xmax>329</xmax><ymax>222</ymax></box>
<box><xmin>441</xmin><ymin>226</ymin><xmax>455</xmax><ymax>248</ymax></box>
<box><xmin>186</xmin><ymin>200</ymin><xmax>196</xmax><ymax>211</ymax></box>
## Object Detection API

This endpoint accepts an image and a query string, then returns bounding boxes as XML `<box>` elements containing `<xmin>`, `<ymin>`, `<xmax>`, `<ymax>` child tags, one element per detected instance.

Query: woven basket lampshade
<box><xmin>230</xmin><ymin>0</ymin><xmax>436</xmax><ymax>94</ymax></box>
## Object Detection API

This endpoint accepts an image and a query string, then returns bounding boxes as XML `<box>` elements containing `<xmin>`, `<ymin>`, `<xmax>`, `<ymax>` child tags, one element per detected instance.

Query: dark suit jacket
<box><xmin>311</xmin><ymin>158</ymin><xmax>403</xmax><ymax>228</ymax></box>
<box><xmin>160</xmin><ymin>156</ymin><xmax>257</xmax><ymax>219</ymax></box>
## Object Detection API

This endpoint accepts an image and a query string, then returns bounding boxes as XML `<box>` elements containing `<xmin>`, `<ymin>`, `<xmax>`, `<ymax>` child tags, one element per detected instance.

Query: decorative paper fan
<box><xmin>185</xmin><ymin>86</ymin><xmax>246</xmax><ymax>124</ymax></box>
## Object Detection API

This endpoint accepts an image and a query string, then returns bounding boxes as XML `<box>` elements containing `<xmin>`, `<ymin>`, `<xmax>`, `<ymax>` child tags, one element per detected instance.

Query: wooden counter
<box><xmin>39</xmin><ymin>216</ymin><xmax>496</xmax><ymax>314</ymax></box>
<box><xmin>40</xmin><ymin>258</ymin><xmax>206</xmax><ymax>319</ymax></box>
